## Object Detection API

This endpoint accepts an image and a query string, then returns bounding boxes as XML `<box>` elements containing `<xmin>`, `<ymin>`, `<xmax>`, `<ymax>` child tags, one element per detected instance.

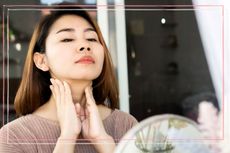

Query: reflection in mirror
<box><xmin>115</xmin><ymin>114</ymin><xmax>212</xmax><ymax>153</ymax></box>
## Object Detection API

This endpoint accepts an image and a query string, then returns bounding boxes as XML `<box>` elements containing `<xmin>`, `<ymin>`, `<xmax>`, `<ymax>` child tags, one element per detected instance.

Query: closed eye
<box><xmin>87</xmin><ymin>38</ymin><xmax>97</xmax><ymax>42</ymax></box>
<box><xmin>61</xmin><ymin>38</ymin><xmax>74</xmax><ymax>42</ymax></box>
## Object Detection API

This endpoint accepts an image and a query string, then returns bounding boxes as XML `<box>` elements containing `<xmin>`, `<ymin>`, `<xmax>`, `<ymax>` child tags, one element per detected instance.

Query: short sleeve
<box><xmin>0</xmin><ymin>125</ymin><xmax>24</xmax><ymax>153</ymax></box>
<box><xmin>122</xmin><ymin>113</ymin><xmax>138</xmax><ymax>132</ymax></box>
<box><xmin>114</xmin><ymin>110</ymin><xmax>138</xmax><ymax>143</ymax></box>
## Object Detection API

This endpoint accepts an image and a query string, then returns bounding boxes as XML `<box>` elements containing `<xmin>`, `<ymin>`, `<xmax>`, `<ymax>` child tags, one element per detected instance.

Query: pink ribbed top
<box><xmin>0</xmin><ymin>109</ymin><xmax>137</xmax><ymax>153</ymax></box>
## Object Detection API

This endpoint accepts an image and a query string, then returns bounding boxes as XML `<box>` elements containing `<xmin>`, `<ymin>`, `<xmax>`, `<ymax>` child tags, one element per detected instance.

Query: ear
<box><xmin>33</xmin><ymin>52</ymin><xmax>49</xmax><ymax>71</ymax></box>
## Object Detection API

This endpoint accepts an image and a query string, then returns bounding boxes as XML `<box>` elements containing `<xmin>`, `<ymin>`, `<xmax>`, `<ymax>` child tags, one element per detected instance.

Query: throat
<box><xmin>73</xmin><ymin>94</ymin><xmax>86</xmax><ymax>107</ymax></box>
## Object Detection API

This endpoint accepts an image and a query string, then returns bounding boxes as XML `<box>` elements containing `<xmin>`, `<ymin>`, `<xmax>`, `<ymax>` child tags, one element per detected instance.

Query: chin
<box><xmin>72</xmin><ymin>73</ymin><xmax>101</xmax><ymax>80</ymax></box>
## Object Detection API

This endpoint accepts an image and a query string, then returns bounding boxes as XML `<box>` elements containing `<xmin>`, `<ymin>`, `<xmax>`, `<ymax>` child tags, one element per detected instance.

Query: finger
<box><xmin>49</xmin><ymin>85</ymin><xmax>56</xmax><ymax>99</ymax></box>
<box><xmin>85</xmin><ymin>107</ymin><xmax>89</xmax><ymax>119</ymax></box>
<box><xmin>79</xmin><ymin>106</ymin><xmax>86</xmax><ymax>122</ymax></box>
<box><xmin>75</xmin><ymin>103</ymin><xmax>81</xmax><ymax>118</ymax></box>
<box><xmin>63</xmin><ymin>81</ymin><xmax>73</xmax><ymax>104</ymax></box>
<box><xmin>75</xmin><ymin>103</ymin><xmax>84</xmax><ymax>136</ymax></box>
<box><xmin>54</xmin><ymin>79</ymin><xmax>65</xmax><ymax>105</ymax></box>
<box><xmin>85</xmin><ymin>86</ymin><xmax>96</xmax><ymax>107</ymax></box>
<box><xmin>50</xmin><ymin>78</ymin><xmax>62</xmax><ymax>114</ymax></box>
<box><xmin>50</xmin><ymin>78</ymin><xmax>60</xmax><ymax>104</ymax></box>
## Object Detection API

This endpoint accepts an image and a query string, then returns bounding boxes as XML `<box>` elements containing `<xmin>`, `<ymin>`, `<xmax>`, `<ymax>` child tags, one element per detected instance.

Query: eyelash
<box><xmin>87</xmin><ymin>38</ymin><xmax>97</xmax><ymax>42</ymax></box>
<box><xmin>60</xmin><ymin>38</ymin><xmax>98</xmax><ymax>43</ymax></box>
<box><xmin>61</xmin><ymin>39</ymin><xmax>74</xmax><ymax>42</ymax></box>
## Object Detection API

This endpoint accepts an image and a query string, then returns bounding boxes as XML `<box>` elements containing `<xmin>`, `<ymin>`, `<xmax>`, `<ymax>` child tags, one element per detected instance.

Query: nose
<box><xmin>78</xmin><ymin>40</ymin><xmax>91</xmax><ymax>53</ymax></box>
<box><xmin>79</xmin><ymin>47</ymin><xmax>91</xmax><ymax>52</ymax></box>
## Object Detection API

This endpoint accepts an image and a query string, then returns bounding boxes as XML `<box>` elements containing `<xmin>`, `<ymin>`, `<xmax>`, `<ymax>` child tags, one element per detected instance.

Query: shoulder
<box><xmin>0</xmin><ymin>116</ymin><xmax>33</xmax><ymax>152</ymax></box>
<box><xmin>0</xmin><ymin>115</ymin><xmax>58</xmax><ymax>152</ymax></box>
<box><xmin>100</xmin><ymin>105</ymin><xmax>138</xmax><ymax>126</ymax></box>
<box><xmin>1</xmin><ymin>116</ymin><xmax>29</xmax><ymax>132</ymax></box>
<box><xmin>0</xmin><ymin>114</ymin><xmax>59</xmax><ymax>143</ymax></box>
<box><xmin>105</xmin><ymin>109</ymin><xmax>138</xmax><ymax>142</ymax></box>
<box><xmin>0</xmin><ymin>115</ymin><xmax>34</xmax><ymax>141</ymax></box>
<box><xmin>112</xmin><ymin>109</ymin><xmax>138</xmax><ymax>127</ymax></box>
<box><xmin>0</xmin><ymin>114</ymin><xmax>39</xmax><ymax>130</ymax></box>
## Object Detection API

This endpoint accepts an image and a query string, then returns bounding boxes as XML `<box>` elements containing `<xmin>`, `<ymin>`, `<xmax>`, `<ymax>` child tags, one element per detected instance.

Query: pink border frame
<box><xmin>1</xmin><ymin>4</ymin><xmax>225</xmax><ymax>143</ymax></box>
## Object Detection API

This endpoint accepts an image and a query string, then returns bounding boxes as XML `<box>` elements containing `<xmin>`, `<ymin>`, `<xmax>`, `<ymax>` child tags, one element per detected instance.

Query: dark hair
<box><xmin>181</xmin><ymin>92</ymin><xmax>219</xmax><ymax>122</ymax></box>
<box><xmin>14</xmin><ymin>8</ymin><xmax>119</xmax><ymax>116</ymax></box>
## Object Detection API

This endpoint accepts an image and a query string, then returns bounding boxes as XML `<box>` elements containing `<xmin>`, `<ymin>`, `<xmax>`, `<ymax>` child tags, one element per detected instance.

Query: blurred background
<box><xmin>0</xmin><ymin>0</ymin><xmax>221</xmax><ymax>127</ymax></box>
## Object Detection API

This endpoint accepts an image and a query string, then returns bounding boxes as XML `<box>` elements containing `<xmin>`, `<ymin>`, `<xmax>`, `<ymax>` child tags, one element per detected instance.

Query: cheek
<box><xmin>47</xmin><ymin>42</ymin><xmax>73</xmax><ymax>58</ymax></box>
<box><xmin>46</xmin><ymin>38</ymin><xmax>72</xmax><ymax>57</ymax></box>
<box><xmin>96</xmin><ymin>47</ymin><xmax>105</xmax><ymax>68</ymax></box>
<box><xmin>46</xmin><ymin>46</ymin><xmax>73</xmax><ymax>70</ymax></box>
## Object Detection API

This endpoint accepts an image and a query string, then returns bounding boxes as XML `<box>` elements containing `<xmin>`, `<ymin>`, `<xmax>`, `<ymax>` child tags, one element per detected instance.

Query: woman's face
<box><xmin>44</xmin><ymin>15</ymin><xmax>104</xmax><ymax>81</ymax></box>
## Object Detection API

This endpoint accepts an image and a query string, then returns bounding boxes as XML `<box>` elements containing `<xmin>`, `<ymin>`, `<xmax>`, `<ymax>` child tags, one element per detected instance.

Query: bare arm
<box><xmin>53</xmin><ymin>136</ymin><xmax>76</xmax><ymax>153</ymax></box>
<box><xmin>91</xmin><ymin>135</ymin><xmax>116</xmax><ymax>153</ymax></box>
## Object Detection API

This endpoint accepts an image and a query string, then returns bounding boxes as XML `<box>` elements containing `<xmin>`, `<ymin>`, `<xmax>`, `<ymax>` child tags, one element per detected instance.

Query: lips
<box><xmin>75</xmin><ymin>56</ymin><xmax>95</xmax><ymax>64</ymax></box>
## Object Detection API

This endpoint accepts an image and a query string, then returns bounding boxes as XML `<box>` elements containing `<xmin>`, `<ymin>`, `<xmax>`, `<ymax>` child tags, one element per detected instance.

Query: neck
<box><xmin>53</xmin><ymin>79</ymin><xmax>92</xmax><ymax>106</ymax></box>
<box><xmin>68</xmin><ymin>80</ymin><xmax>92</xmax><ymax>106</ymax></box>
<box><xmin>34</xmin><ymin>80</ymin><xmax>92</xmax><ymax>121</ymax></box>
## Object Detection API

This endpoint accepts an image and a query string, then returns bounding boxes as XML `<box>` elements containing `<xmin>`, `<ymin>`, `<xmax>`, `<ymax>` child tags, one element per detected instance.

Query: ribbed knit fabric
<box><xmin>0</xmin><ymin>109</ymin><xmax>137</xmax><ymax>153</ymax></box>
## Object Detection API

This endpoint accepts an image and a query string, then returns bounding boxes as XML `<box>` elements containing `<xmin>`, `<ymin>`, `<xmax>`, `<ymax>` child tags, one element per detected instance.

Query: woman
<box><xmin>0</xmin><ymin>8</ymin><xmax>137</xmax><ymax>153</ymax></box>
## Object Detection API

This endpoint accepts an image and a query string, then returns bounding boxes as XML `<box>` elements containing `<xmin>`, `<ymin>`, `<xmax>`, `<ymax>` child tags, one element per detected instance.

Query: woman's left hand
<box><xmin>80</xmin><ymin>86</ymin><xmax>108</xmax><ymax>140</ymax></box>
<box><xmin>79</xmin><ymin>86</ymin><xmax>115</xmax><ymax>153</ymax></box>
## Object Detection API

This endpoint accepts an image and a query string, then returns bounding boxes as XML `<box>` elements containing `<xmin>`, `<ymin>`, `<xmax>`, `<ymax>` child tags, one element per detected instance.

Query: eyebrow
<box><xmin>56</xmin><ymin>28</ymin><xmax>75</xmax><ymax>34</ymax></box>
<box><xmin>84</xmin><ymin>27</ymin><xmax>96</xmax><ymax>33</ymax></box>
<box><xmin>56</xmin><ymin>27</ymin><xmax>96</xmax><ymax>34</ymax></box>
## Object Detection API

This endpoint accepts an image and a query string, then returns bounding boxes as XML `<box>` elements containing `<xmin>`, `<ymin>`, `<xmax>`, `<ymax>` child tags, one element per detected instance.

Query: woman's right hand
<box><xmin>50</xmin><ymin>78</ymin><xmax>81</xmax><ymax>140</ymax></box>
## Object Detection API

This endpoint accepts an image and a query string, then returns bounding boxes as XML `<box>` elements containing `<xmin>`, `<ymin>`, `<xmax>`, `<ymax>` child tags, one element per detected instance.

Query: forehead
<box><xmin>49</xmin><ymin>15</ymin><xmax>93</xmax><ymax>33</ymax></box>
